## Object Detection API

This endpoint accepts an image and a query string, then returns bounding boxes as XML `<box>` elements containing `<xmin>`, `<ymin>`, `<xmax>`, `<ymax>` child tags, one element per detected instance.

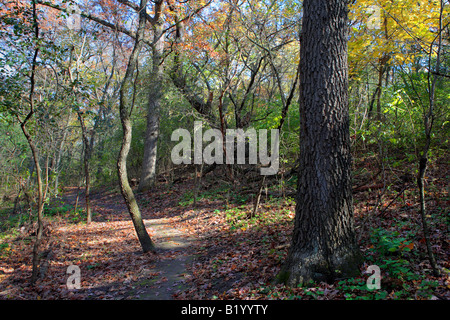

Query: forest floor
<box><xmin>0</xmin><ymin>152</ymin><xmax>449</xmax><ymax>300</ymax></box>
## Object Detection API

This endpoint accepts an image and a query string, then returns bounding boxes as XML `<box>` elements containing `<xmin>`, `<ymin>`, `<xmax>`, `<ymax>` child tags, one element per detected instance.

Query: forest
<box><xmin>0</xmin><ymin>0</ymin><xmax>449</xmax><ymax>302</ymax></box>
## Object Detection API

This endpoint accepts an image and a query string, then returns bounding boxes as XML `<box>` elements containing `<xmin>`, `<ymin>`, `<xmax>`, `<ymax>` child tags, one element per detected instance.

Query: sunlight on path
<box><xmin>128</xmin><ymin>218</ymin><xmax>194</xmax><ymax>300</ymax></box>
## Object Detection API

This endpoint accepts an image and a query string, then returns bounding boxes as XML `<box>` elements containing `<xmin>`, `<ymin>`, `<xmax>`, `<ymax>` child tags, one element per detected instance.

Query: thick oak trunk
<box><xmin>279</xmin><ymin>0</ymin><xmax>362</xmax><ymax>286</ymax></box>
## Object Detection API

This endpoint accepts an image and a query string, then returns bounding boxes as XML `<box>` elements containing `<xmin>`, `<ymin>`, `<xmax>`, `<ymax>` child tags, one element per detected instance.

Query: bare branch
<box><xmin>36</xmin><ymin>0</ymin><xmax>137</xmax><ymax>39</ymax></box>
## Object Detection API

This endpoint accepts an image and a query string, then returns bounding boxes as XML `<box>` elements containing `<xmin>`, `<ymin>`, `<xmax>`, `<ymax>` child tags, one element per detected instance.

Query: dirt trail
<box><xmin>59</xmin><ymin>187</ymin><xmax>195</xmax><ymax>300</ymax></box>
<box><xmin>131</xmin><ymin>218</ymin><xmax>194</xmax><ymax>300</ymax></box>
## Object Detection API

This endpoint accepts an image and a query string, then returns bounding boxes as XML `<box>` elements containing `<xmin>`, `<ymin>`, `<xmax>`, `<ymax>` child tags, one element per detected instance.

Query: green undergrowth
<box><xmin>187</xmin><ymin>176</ymin><xmax>447</xmax><ymax>300</ymax></box>
<box><xmin>43</xmin><ymin>203</ymin><xmax>93</xmax><ymax>223</ymax></box>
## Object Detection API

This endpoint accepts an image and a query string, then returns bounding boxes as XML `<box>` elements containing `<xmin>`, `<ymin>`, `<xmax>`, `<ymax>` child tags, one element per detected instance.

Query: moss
<box><xmin>275</xmin><ymin>269</ymin><xmax>291</xmax><ymax>285</ymax></box>
<box><xmin>278</xmin><ymin>247</ymin><xmax>363</xmax><ymax>288</ymax></box>
<box><xmin>332</xmin><ymin>249</ymin><xmax>364</xmax><ymax>280</ymax></box>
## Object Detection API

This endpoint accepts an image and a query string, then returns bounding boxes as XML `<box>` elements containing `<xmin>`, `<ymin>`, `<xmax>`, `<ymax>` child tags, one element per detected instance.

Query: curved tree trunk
<box><xmin>118</xmin><ymin>117</ymin><xmax>154</xmax><ymax>253</ymax></box>
<box><xmin>117</xmin><ymin>0</ymin><xmax>155</xmax><ymax>253</ymax></box>
<box><xmin>279</xmin><ymin>0</ymin><xmax>362</xmax><ymax>287</ymax></box>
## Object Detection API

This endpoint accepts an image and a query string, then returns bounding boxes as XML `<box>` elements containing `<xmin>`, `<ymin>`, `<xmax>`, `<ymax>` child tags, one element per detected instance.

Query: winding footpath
<box><xmin>61</xmin><ymin>187</ymin><xmax>195</xmax><ymax>300</ymax></box>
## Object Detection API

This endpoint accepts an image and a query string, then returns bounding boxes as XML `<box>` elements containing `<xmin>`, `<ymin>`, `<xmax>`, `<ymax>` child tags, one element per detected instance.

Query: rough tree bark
<box><xmin>139</xmin><ymin>5</ymin><xmax>165</xmax><ymax>192</ymax></box>
<box><xmin>139</xmin><ymin>0</ymin><xmax>211</xmax><ymax>191</ymax></box>
<box><xmin>279</xmin><ymin>0</ymin><xmax>362</xmax><ymax>286</ymax></box>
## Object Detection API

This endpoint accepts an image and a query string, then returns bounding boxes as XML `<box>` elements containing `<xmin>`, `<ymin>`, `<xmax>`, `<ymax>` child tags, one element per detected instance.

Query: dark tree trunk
<box><xmin>415</xmin><ymin>0</ymin><xmax>444</xmax><ymax>277</ymax></box>
<box><xmin>22</xmin><ymin>0</ymin><xmax>45</xmax><ymax>285</ymax></box>
<box><xmin>279</xmin><ymin>0</ymin><xmax>362</xmax><ymax>287</ymax></box>
<box><xmin>417</xmin><ymin>157</ymin><xmax>439</xmax><ymax>276</ymax></box>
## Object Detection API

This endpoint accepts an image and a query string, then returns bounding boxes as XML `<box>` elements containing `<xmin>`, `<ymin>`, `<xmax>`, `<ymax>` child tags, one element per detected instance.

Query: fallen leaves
<box><xmin>0</xmin><ymin>159</ymin><xmax>448</xmax><ymax>300</ymax></box>
<box><xmin>0</xmin><ymin>193</ymin><xmax>160</xmax><ymax>300</ymax></box>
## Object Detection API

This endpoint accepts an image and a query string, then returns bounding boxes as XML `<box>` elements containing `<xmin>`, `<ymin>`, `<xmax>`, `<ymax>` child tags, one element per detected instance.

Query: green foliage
<box><xmin>44</xmin><ymin>204</ymin><xmax>93</xmax><ymax>224</ymax></box>
<box><xmin>334</xmin><ymin>219</ymin><xmax>441</xmax><ymax>300</ymax></box>
<box><xmin>178</xmin><ymin>190</ymin><xmax>195</xmax><ymax>207</ymax></box>
<box><xmin>0</xmin><ymin>212</ymin><xmax>26</xmax><ymax>232</ymax></box>
<box><xmin>224</xmin><ymin>206</ymin><xmax>249</xmax><ymax>230</ymax></box>
<box><xmin>179</xmin><ymin>184</ymin><xmax>250</xmax><ymax>208</ymax></box>
<box><xmin>336</xmin><ymin>277</ymin><xmax>375</xmax><ymax>300</ymax></box>
<box><xmin>369</xmin><ymin>227</ymin><xmax>414</xmax><ymax>256</ymax></box>
<box><xmin>416</xmin><ymin>280</ymin><xmax>440</xmax><ymax>299</ymax></box>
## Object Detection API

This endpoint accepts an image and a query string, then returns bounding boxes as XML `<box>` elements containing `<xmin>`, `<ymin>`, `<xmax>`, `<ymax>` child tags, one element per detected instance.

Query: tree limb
<box><xmin>36</xmin><ymin>0</ymin><xmax>137</xmax><ymax>39</ymax></box>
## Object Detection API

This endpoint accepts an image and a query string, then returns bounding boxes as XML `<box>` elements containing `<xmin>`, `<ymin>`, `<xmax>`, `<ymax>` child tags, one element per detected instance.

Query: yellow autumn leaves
<box><xmin>349</xmin><ymin>0</ymin><xmax>448</xmax><ymax>75</ymax></box>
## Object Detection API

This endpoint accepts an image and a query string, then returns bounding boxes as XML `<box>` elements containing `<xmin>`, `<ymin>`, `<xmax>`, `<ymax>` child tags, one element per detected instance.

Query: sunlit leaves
<box><xmin>349</xmin><ymin>0</ymin><xmax>446</xmax><ymax>75</ymax></box>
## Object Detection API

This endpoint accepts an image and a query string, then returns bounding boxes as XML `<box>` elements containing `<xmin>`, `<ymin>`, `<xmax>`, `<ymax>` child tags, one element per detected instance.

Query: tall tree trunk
<box><xmin>118</xmin><ymin>0</ymin><xmax>155</xmax><ymax>253</ymax></box>
<box><xmin>416</xmin><ymin>0</ymin><xmax>444</xmax><ymax>277</ymax></box>
<box><xmin>77</xmin><ymin>112</ymin><xmax>92</xmax><ymax>224</ymax></box>
<box><xmin>53</xmin><ymin>118</ymin><xmax>69</xmax><ymax>196</ymax></box>
<box><xmin>21</xmin><ymin>124</ymin><xmax>45</xmax><ymax>285</ymax></box>
<box><xmin>20</xmin><ymin>0</ymin><xmax>45</xmax><ymax>285</ymax></box>
<box><xmin>118</xmin><ymin>117</ymin><xmax>154</xmax><ymax>252</ymax></box>
<box><xmin>139</xmin><ymin>2</ymin><xmax>165</xmax><ymax>192</ymax></box>
<box><xmin>417</xmin><ymin>157</ymin><xmax>439</xmax><ymax>276</ymax></box>
<box><xmin>279</xmin><ymin>0</ymin><xmax>361</xmax><ymax>287</ymax></box>
<box><xmin>368</xmin><ymin>15</ymin><xmax>390</xmax><ymax>123</ymax></box>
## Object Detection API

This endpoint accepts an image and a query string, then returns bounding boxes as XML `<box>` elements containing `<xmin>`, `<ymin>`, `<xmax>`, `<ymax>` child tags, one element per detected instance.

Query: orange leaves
<box><xmin>0</xmin><ymin>0</ymin><xmax>29</xmax><ymax>31</ymax></box>
<box><xmin>401</xmin><ymin>242</ymin><xmax>414</xmax><ymax>251</ymax></box>
<box><xmin>90</xmin><ymin>0</ymin><xmax>129</xmax><ymax>21</ymax></box>
<box><xmin>0</xmin><ymin>211</ymin><xmax>157</xmax><ymax>299</ymax></box>
<box><xmin>394</xmin><ymin>240</ymin><xmax>415</xmax><ymax>252</ymax></box>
